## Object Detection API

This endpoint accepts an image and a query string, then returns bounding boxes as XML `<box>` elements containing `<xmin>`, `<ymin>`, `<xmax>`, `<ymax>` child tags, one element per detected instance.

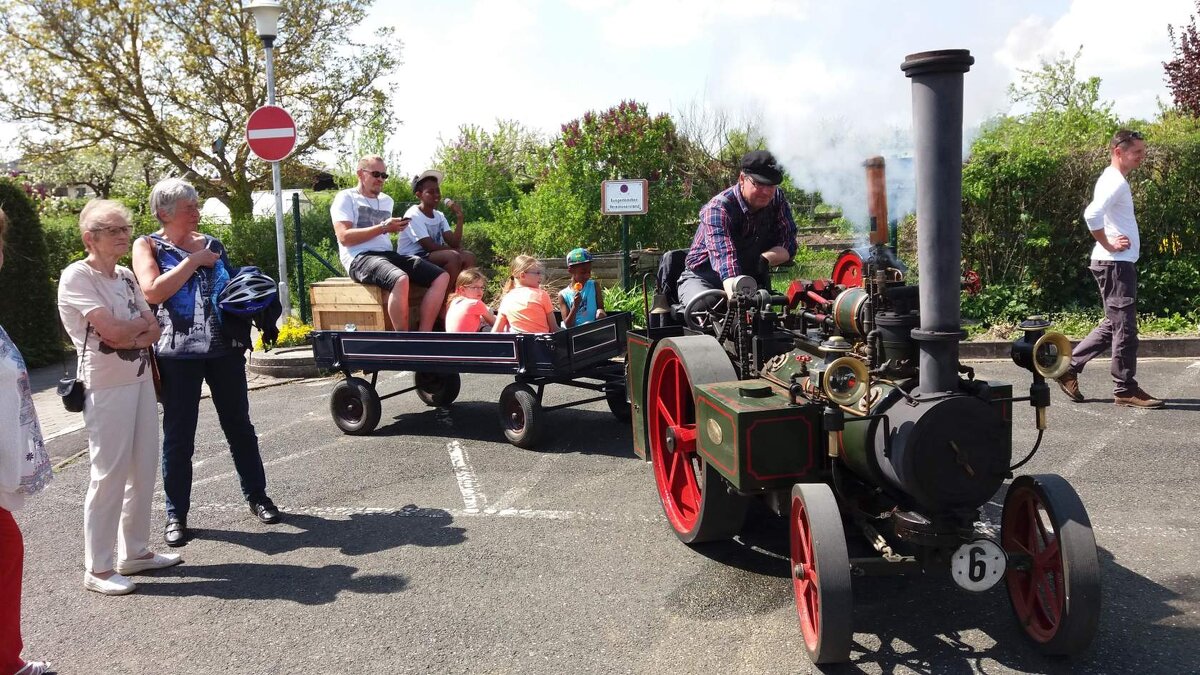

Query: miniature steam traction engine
<box><xmin>626</xmin><ymin>50</ymin><xmax>1100</xmax><ymax>664</ymax></box>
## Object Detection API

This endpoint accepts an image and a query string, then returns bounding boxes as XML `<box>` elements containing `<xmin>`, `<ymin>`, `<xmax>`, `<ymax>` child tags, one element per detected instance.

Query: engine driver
<box><xmin>677</xmin><ymin>150</ymin><xmax>798</xmax><ymax>306</ymax></box>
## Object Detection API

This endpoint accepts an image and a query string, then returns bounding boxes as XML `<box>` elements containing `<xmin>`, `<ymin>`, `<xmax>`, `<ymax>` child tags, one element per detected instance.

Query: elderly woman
<box><xmin>131</xmin><ymin>178</ymin><xmax>281</xmax><ymax>548</ymax></box>
<box><xmin>1</xmin><ymin>207</ymin><xmax>54</xmax><ymax>673</ymax></box>
<box><xmin>57</xmin><ymin>200</ymin><xmax>181</xmax><ymax>596</ymax></box>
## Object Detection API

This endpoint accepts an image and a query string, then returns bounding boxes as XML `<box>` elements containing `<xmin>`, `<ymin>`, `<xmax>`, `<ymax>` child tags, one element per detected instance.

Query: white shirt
<box><xmin>397</xmin><ymin>206</ymin><xmax>450</xmax><ymax>256</ymax></box>
<box><xmin>330</xmin><ymin>188</ymin><xmax>395</xmax><ymax>271</ymax></box>
<box><xmin>1083</xmin><ymin>166</ymin><xmax>1139</xmax><ymax>263</ymax></box>
<box><xmin>57</xmin><ymin>262</ymin><xmax>154</xmax><ymax>389</ymax></box>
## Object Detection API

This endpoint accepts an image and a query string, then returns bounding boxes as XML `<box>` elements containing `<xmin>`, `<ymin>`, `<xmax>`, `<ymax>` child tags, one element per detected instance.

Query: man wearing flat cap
<box><xmin>678</xmin><ymin>150</ymin><xmax>798</xmax><ymax>304</ymax></box>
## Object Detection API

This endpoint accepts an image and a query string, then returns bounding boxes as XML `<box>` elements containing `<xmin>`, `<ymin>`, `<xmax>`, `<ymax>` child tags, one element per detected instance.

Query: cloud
<box><xmin>568</xmin><ymin>0</ymin><xmax>811</xmax><ymax>48</ymax></box>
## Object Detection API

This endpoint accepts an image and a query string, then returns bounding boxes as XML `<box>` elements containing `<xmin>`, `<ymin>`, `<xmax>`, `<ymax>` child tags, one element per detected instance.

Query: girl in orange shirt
<box><xmin>493</xmin><ymin>255</ymin><xmax>558</xmax><ymax>333</ymax></box>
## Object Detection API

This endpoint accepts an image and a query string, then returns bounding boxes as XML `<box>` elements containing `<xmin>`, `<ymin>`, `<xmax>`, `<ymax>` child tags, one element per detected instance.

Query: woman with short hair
<box><xmin>132</xmin><ymin>178</ymin><xmax>281</xmax><ymax>549</ymax></box>
<box><xmin>1</xmin><ymin>206</ymin><xmax>54</xmax><ymax>674</ymax></box>
<box><xmin>58</xmin><ymin>200</ymin><xmax>181</xmax><ymax>596</ymax></box>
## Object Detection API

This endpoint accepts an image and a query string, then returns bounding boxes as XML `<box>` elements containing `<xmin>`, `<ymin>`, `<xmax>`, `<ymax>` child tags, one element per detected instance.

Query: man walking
<box><xmin>1056</xmin><ymin>129</ymin><xmax>1163</xmax><ymax>408</ymax></box>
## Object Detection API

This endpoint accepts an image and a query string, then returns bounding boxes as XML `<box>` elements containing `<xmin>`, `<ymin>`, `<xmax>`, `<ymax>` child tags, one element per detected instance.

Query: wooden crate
<box><xmin>309</xmin><ymin>277</ymin><xmax>428</xmax><ymax>331</ymax></box>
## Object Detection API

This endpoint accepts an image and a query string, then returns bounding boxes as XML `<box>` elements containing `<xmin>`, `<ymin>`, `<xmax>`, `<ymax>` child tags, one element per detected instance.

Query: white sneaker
<box><xmin>83</xmin><ymin>571</ymin><xmax>136</xmax><ymax>596</ymax></box>
<box><xmin>15</xmin><ymin>661</ymin><xmax>53</xmax><ymax>675</ymax></box>
<box><xmin>115</xmin><ymin>552</ymin><xmax>182</xmax><ymax>575</ymax></box>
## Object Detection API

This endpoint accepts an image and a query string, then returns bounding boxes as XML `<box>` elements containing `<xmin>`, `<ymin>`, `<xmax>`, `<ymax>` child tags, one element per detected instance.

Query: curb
<box><xmin>247</xmin><ymin>346</ymin><xmax>322</xmax><ymax>378</ymax></box>
<box><xmin>959</xmin><ymin>337</ymin><xmax>1200</xmax><ymax>359</ymax></box>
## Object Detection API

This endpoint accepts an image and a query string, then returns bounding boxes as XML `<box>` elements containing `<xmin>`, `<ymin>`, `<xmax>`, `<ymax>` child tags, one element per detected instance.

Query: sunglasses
<box><xmin>89</xmin><ymin>225</ymin><xmax>133</xmax><ymax>236</ymax></box>
<box><xmin>1114</xmin><ymin>131</ymin><xmax>1144</xmax><ymax>147</ymax></box>
<box><xmin>362</xmin><ymin>170</ymin><xmax>389</xmax><ymax>179</ymax></box>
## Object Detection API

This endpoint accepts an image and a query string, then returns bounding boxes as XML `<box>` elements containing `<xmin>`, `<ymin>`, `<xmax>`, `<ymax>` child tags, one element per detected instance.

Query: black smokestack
<box><xmin>901</xmin><ymin>49</ymin><xmax>973</xmax><ymax>395</ymax></box>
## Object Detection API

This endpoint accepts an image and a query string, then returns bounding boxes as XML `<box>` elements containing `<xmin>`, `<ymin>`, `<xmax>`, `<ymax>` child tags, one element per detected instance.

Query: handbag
<box><xmin>58</xmin><ymin>322</ymin><xmax>89</xmax><ymax>413</ymax></box>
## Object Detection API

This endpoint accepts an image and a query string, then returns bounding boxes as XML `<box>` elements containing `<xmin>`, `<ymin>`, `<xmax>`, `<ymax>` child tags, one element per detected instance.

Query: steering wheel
<box><xmin>682</xmin><ymin>289</ymin><xmax>730</xmax><ymax>333</ymax></box>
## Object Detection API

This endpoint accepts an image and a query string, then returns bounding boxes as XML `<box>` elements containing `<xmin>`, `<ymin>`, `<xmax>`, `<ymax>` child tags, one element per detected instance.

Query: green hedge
<box><xmin>0</xmin><ymin>181</ymin><xmax>63</xmax><ymax>367</ymax></box>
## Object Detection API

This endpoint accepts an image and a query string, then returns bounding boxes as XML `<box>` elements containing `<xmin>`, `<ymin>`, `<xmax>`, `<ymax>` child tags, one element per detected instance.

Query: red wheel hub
<box><xmin>648</xmin><ymin>347</ymin><xmax>703</xmax><ymax>533</ymax></box>
<box><xmin>1003</xmin><ymin>486</ymin><xmax>1065</xmax><ymax>642</ymax></box>
<box><xmin>831</xmin><ymin>250</ymin><xmax>863</xmax><ymax>288</ymax></box>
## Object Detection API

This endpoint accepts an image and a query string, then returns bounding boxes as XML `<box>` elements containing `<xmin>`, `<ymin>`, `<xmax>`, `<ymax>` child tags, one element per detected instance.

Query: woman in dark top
<box><xmin>131</xmin><ymin>178</ymin><xmax>281</xmax><ymax>548</ymax></box>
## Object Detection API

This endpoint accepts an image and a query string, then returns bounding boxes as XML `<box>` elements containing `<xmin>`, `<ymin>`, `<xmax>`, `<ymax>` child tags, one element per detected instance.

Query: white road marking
<box><xmin>43</xmin><ymin>422</ymin><xmax>85</xmax><ymax>441</ymax></box>
<box><xmin>446</xmin><ymin>440</ymin><xmax>486</xmax><ymax>514</ymax></box>
<box><xmin>486</xmin><ymin>454</ymin><xmax>559</xmax><ymax>514</ymax></box>
<box><xmin>185</xmin><ymin>500</ymin><xmax>665</xmax><ymax>524</ymax></box>
<box><xmin>192</xmin><ymin>447</ymin><xmax>321</xmax><ymax>487</ymax></box>
<box><xmin>1186</xmin><ymin>361</ymin><xmax>1200</xmax><ymax>369</ymax></box>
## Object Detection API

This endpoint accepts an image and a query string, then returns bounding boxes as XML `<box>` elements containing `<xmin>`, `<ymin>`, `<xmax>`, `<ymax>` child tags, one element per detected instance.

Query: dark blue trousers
<box><xmin>159</xmin><ymin>352</ymin><xmax>267</xmax><ymax>522</ymax></box>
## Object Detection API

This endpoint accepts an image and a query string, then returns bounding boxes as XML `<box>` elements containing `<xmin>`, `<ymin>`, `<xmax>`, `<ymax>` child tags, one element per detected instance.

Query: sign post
<box><xmin>601</xmin><ymin>179</ymin><xmax>648</xmax><ymax>290</ymax></box>
<box><xmin>245</xmin><ymin>104</ymin><xmax>297</xmax><ymax>320</ymax></box>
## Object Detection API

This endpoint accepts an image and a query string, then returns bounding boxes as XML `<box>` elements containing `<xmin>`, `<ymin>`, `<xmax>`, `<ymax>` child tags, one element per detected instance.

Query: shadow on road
<box><xmin>134</xmin><ymin>562</ymin><xmax>407</xmax><ymax>605</ymax></box>
<box><xmin>664</xmin><ymin>510</ymin><xmax>1195</xmax><ymax>673</ymax></box>
<box><xmin>198</xmin><ymin>509</ymin><xmax>467</xmax><ymax>556</ymax></box>
<box><xmin>370</xmin><ymin>401</ymin><xmax>636</xmax><ymax>457</ymax></box>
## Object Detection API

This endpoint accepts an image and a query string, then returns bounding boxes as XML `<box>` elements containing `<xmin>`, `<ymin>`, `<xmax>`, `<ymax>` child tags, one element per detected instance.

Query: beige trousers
<box><xmin>82</xmin><ymin>379</ymin><xmax>158</xmax><ymax>573</ymax></box>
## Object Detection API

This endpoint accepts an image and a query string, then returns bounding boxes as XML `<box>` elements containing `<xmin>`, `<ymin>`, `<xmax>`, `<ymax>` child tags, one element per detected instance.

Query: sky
<box><xmin>1</xmin><ymin>0</ymin><xmax>1193</xmax><ymax>219</ymax></box>
<box><xmin>368</xmin><ymin>0</ymin><xmax>1192</xmax><ymax>220</ymax></box>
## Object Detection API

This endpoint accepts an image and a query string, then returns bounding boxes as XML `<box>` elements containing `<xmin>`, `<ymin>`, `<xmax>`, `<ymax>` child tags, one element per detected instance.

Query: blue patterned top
<box><xmin>146</xmin><ymin>233</ymin><xmax>233</xmax><ymax>359</ymax></box>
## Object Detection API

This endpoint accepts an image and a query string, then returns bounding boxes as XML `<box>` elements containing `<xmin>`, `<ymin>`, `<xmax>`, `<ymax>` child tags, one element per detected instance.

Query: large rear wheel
<box><xmin>790</xmin><ymin>483</ymin><xmax>853</xmax><ymax>665</ymax></box>
<box><xmin>1002</xmin><ymin>474</ymin><xmax>1101</xmax><ymax>656</ymax></box>
<box><xmin>647</xmin><ymin>336</ymin><xmax>746</xmax><ymax>543</ymax></box>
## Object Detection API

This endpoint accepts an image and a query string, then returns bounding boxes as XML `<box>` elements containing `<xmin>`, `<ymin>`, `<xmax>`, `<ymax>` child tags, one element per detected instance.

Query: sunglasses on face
<box><xmin>362</xmin><ymin>170</ymin><xmax>389</xmax><ymax>179</ymax></box>
<box><xmin>90</xmin><ymin>225</ymin><xmax>133</xmax><ymax>236</ymax></box>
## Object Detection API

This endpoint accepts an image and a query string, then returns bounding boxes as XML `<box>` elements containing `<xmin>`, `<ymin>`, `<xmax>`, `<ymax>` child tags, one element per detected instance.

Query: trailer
<box><xmin>311</xmin><ymin>312</ymin><xmax>631</xmax><ymax>448</ymax></box>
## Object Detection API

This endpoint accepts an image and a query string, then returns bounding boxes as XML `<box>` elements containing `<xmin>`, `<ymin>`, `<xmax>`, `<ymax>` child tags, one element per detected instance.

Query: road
<box><xmin>15</xmin><ymin>358</ymin><xmax>1200</xmax><ymax>674</ymax></box>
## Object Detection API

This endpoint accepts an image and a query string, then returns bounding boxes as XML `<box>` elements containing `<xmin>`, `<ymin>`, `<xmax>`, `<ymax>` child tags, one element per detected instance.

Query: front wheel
<box><xmin>790</xmin><ymin>483</ymin><xmax>853</xmax><ymax>665</ymax></box>
<box><xmin>330</xmin><ymin>376</ymin><xmax>381</xmax><ymax>435</ymax></box>
<box><xmin>1002</xmin><ymin>474</ymin><xmax>1101</xmax><ymax>656</ymax></box>
<box><xmin>499</xmin><ymin>383</ymin><xmax>541</xmax><ymax>448</ymax></box>
<box><xmin>415</xmin><ymin>372</ymin><xmax>461</xmax><ymax>407</ymax></box>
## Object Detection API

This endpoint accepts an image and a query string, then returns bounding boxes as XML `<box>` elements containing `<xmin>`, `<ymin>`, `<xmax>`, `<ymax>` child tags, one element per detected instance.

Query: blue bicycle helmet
<box><xmin>218</xmin><ymin>266</ymin><xmax>277</xmax><ymax>316</ymax></box>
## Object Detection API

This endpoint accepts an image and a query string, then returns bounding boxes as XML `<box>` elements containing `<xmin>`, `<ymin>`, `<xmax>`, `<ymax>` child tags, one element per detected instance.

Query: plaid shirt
<box><xmin>685</xmin><ymin>185</ymin><xmax>798</xmax><ymax>279</ymax></box>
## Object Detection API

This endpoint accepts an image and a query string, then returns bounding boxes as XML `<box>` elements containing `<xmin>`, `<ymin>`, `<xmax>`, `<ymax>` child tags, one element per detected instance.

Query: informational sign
<box><xmin>245</xmin><ymin>105</ymin><xmax>297</xmax><ymax>162</ymax></box>
<box><xmin>601</xmin><ymin>179</ymin><xmax>648</xmax><ymax>215</ymax></box>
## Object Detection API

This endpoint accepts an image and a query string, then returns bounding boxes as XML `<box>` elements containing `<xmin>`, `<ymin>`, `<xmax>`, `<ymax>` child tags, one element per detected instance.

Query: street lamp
<box><xmin>243</xmin><ymin>0</ymin><xmax>291</xmax><ymax>321</ymax></box>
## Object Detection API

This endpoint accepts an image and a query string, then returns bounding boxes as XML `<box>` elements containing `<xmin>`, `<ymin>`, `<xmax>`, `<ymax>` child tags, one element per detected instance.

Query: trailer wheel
<box><xmin>605</xmin><ymin>382</ymin><xmax>631</xmax><ymax>422</ymax></box>
<box><xmin>330</xmin><ymin>376</ymin><xmax>381</xmax><ymax>435</ymax></box>
<box><xmin>499</xmin><ymin>383</ymin><xmax>541</xmax><ymax>448</ymax></box>
<box><xmin>1002</xmin><ymin>474</ymin><xmax>1100</xmax><ymax>656</ymax></box>
<box><xmin>415</xmin><ymin>372</ymin><xmax>461</xmax><ymax>407</ymax></box>
<box><xmin>647</xmin><ymin>336</ymin><xmax>746</xmax><ymax>543</ymax></box>
<box><xmin>790</xmin><ymin>483</ymin><xmax>852</xmax><ymax>665</ymax></box>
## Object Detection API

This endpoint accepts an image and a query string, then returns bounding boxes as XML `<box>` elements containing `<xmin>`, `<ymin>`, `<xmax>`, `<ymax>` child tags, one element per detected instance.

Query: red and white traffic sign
<box><xmin>245</xmin><ymin>105</ymin><xmax>297</xmax><ymax>162</ymax></box>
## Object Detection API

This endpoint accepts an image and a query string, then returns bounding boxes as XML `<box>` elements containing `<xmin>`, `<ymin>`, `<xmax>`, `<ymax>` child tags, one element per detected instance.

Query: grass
<box><xmin>967</xmin><ymin>310</ymin><xmax>1199</xmax><ymax>341</ymax></box>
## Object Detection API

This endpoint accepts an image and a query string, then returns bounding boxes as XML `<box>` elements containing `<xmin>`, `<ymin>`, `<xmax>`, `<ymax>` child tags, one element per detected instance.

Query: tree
<box><xmin>0</xmin><ymin>0</ymin><xmax>399</xmax><ymax>221</ymax></box>
<box><xmin>1166</xmin><ymin>3</ymin><xmax>1200</xmax><ymax>117</ymax></box>
<box><xmin>19</xmin><ymin>140</ymin><xmax>163</xmax><ymax>198</ymax></box>
<box><xmin>433</xmin><ymin>121</ymin><xmax>546</xmax><ymax>223</ymax></box>
<box><xmin>0</xmin><ymin>180</ymin><xmax>61</xmax><ymax>367</ymax></box>
<box><xmin>1006</xmin><ymin>49</ymin><xmax>1115</xmax><ymax>146</ymax></box>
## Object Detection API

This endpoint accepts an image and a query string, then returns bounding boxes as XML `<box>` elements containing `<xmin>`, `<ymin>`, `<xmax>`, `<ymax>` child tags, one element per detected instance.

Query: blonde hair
<box><xmin>357</xmin><ymin>155</ymin><xmax>386</xmax><ymax>171</ymax></box>
<box><xmin>79</xmin><ymin>199</ymin><xmax>133</xmax><ymax>252</ymax></box>
<box><xmin>448</xmin><ymin>267</ymin><xmax>488</xmax><ymax>305</ymax></box>
<box><xmin>502</xmin><ymin>254</ymin><xmax>541</xmax><ymax>294</ymax></box>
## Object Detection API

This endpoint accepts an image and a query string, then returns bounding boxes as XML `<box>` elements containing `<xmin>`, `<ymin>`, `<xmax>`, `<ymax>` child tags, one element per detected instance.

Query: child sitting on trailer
<box><xmin>493</xmin><ymin>255</ymin><xmax>559</xmax><ymax>333</ymax></box>
<box><xmin>558</xmin><ymin>247</ymin><xmax>606</xmax><ymax>328</ymax></box>
<box><xmin>445</xmin><ymin>268</ymin><xmax>496</xmax><ymax>332</ymax></box>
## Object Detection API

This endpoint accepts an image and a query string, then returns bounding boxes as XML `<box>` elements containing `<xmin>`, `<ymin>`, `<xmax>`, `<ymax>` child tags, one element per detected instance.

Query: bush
<box><xmin>256</xmin><ymin>317</ymin><xmax>312</xmax><ymax>351</ymax></box>
<box><xmin>601</xmin><ymin>282</ymin><xmax>646</xmax><ymax>329</ymax></box>
<box><xmin>0</xmin><ymin>180</ymin><xmax>63</xmax><ymax>367</ymax></box>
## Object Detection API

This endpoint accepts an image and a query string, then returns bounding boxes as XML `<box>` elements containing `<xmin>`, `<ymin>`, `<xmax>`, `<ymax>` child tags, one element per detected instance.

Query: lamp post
<box><xmin>243</xmin><ymin>0</ymin><xmax>291</xmax><ymax>320</ymax></box>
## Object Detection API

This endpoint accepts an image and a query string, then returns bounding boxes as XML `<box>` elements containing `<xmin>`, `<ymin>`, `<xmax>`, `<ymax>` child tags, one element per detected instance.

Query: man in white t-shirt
<box><xmin>1056</xmin><ymin>130</ymin><xmax>1163</xmax><ymax>408</ymax></box>
<box><xmin>330</xmin><ymin>156</ymin><xmax>448</xmax><ymax>331</ymax></box>
<box><xmin>397</xmin><ymin>170</ymin><xmax>476</xmax><ymax>303</ymax></box>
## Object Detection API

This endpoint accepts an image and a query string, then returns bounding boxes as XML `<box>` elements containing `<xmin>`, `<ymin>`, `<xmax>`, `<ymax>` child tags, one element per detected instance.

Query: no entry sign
<box><xmin>245</xmin><ymin>105</ymin><xmax>297</xmax><ymax>162</ymax></box>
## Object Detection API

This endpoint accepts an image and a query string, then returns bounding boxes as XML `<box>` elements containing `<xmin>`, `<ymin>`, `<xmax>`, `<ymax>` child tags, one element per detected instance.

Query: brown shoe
<box><xmin>1113</xmin><ymin>388</ymin><xmax>1165</xmax><ymax>409</ymax></box>
<box><xmin>1056</xmin><ymin>371</ymin><xmax>1084</xmax><ymax>402</ymax></box>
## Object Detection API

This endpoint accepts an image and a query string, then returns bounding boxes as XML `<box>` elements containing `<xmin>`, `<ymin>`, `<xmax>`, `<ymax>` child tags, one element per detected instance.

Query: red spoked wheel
<box><xmin>647</xmin><ymin>336</ymin><xmax>746</xmax><ymax>544</ymax></box>
<box><xmin>789</xmin><ymin>483</ymin><xmax>852</xmax><ymax>665</ymax></box>
<box><xmin>1002</xmin><ymin>474</ymin><xmax>1100</xmax><ymax>655</ymax></box>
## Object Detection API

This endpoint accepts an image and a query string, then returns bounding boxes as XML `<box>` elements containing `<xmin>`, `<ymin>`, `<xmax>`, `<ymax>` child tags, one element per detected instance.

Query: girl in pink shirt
<box><xmin>493</xmin><ymin>255</ymin><xmax>558</xmax><ymax>333</ymax></box>
<box><xmin>444</xmin><ymin>268</ymin><xmax>495</xmax><ymax>332</ymax></box>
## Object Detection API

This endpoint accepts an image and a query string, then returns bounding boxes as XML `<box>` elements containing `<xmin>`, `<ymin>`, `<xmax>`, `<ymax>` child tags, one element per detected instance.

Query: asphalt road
<box><xmin>15</xmin><ymin>358</ymin><xmax>1200</xmax><ymax>674</ymax></box>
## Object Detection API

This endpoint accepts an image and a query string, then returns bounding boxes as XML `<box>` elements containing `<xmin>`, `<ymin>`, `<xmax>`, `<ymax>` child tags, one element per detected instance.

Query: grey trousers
<box><xmin>1070</xmin><ymin>260</ymin><xmax>1139</xmax><ymax>395</ymax></box>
